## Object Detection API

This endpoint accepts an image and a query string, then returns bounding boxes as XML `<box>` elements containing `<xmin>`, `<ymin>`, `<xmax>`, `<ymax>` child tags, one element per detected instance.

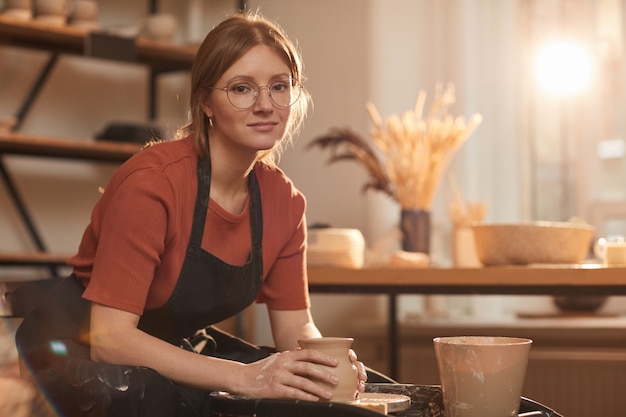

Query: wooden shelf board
<box><xmin>0</xmin><ymin>251</ymin><xmax>70</xmax><ymax>266</ymax></box>
<box><xmin>0</xmin><ymin>15</ymin><xmax>197</xmax><ymax>71</ymax></box>
<box><xmin>0</xmin><ymin>15</ymin><xmax>84</xmax><ymax>52</ymax></box>
<box><xmin>0</xmin><ymin>132</ymin><xmax>142</xmax><ymax>162</ymax></box>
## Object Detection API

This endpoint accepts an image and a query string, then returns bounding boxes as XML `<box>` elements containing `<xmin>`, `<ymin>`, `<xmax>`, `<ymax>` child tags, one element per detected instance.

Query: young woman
<box><xmin>16</xmin><ymin>12</ymin><xmax>371</xmax><ymax>417</ymax></box>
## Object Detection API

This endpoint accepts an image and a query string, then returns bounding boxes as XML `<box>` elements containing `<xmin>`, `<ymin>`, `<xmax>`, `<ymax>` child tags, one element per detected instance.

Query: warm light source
<box><xmin>534</xmin><ymin>40</ymin><xmax>594</xmax><ymax>96</ymax></box>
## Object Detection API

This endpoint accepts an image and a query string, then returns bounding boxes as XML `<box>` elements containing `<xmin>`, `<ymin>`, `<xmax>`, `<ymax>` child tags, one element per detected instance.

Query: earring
<box><xmin>207</xmin><ymin>116</ymin><xmax>214</xmax><ymax>128</ymax></box>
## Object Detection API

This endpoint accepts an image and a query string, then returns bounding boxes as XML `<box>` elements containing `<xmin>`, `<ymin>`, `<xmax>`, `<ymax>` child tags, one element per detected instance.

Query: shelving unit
<box><xmin>0</xmin><ymin>132</ymin><xmax>142</xmax><ymax>273</ymax></box>
<box><xmin>0</xmin><ymin>1</ymin><xmax>246</xmax><ymax>277</ymax></box>
<box><xmin>0</xmin><ymin>15</ymin><xmax>195</xmax><ymax>274</ymax></box>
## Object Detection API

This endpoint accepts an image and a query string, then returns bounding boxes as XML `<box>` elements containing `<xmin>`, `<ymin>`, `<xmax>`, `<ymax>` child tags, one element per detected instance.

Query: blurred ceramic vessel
<box><xmin>142</xmin><ymin>13</ymin><xmax>177</xmax><ymax>42</ymax></box>
<box><xmin>6</xmin><ymin>0</ymin><xmax>32</xmax><ymax>9</ymax></box>
<box><xmin>2</xmin><ymin>8</ymin><xmax>33</xmax><ymax>20</ymax></box>
<box><xmin>34</xmin><ymin>13</ymin><xmax>65</xmax><ymax>25</ymax></box>
<box><xmin>33</xmin><ymin>0</ymin><xmax>70</xmax><ymax>16</ymax></box>
<box><xmin>71</xmin><ymin>0</ymin><xmax>97</xmax><ymax>20</ymax></box>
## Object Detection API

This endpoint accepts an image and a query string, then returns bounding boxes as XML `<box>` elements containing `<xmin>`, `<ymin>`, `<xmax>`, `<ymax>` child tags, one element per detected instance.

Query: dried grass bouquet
<box><xmin>309</xmin><ymin>83</ymin><xmax>482</xmax><ymax>210</ymax></box>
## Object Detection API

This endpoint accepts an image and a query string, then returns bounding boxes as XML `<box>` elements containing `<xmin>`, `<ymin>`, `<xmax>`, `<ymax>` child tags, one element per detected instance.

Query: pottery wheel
<box><xmin>348</xmin><ymin>392</ymin><xmax>411</xmax><ymax>412</ymax></box>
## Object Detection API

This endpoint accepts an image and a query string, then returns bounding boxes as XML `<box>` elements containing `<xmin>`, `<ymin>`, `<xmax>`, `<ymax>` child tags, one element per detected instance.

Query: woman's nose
<box><xmin>253</xmin><ymin>87</ymin><xmax>274</xmax><ymax>110</ymax></box>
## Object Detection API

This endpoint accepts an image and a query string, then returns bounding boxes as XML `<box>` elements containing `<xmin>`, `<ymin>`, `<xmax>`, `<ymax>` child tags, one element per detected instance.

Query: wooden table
<box><xmin>307</xmin><ymin>264</ymin><xmax>626</xmax><ymax>379</ymax></box>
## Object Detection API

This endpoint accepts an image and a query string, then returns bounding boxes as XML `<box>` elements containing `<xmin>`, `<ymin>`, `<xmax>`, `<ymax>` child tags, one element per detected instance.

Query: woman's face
<box><xmin>203</xmin><ymin>45</ymin><xmax>293</xmax><ymax>157</ymax></box>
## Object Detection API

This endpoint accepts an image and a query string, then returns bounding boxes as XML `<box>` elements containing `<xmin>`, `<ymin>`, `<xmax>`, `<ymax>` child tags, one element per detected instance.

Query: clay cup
<box><xmin>297</xmin><ymin>337</ymin><xmax>359</xmax><ymax>402</ymax></box>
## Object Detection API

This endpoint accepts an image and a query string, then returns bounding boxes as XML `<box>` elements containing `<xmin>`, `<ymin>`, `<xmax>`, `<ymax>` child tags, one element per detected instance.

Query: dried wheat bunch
<box><xmin>309</xmin><ymin>83</ymin><xmax>482</xmax><ymax>210</ymax></box>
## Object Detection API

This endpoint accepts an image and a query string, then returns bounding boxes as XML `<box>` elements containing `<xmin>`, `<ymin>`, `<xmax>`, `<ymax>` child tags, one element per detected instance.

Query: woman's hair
<box><xmin>178</xmin><ymin>12</ymin><xmax>311</xmax><ymax>166</ymax></box>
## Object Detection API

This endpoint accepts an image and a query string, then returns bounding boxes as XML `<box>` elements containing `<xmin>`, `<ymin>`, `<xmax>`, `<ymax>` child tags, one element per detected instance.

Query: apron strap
<box><xmin>189</xmin><ymin>156</ymin><xmax>263</xmax><ymax>249</ymax></box>
<box><xmin>248</xmin><ymin>169</ymin><xmax>263</xmax><ymax>247</ymax></box>
<box><xmin>189</xmin><ymin>156</ymin><xmax>211</xmax><ymax>246</ymax></box>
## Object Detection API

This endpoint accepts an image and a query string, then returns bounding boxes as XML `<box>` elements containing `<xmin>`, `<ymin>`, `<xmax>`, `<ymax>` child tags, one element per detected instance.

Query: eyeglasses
<box><xmin>209</xmin><ymin>77</ymin><xmax>302</xmax><ymax>109</ymax></box>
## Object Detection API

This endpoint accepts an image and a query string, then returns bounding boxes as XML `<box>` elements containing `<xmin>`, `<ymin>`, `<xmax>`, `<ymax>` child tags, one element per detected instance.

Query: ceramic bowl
<box><xmin>34</xmin><ymin>0</ymin><xmax>70</xmax><ymax>16</ymax></box>
<box><xmin>71</xmin><ymin>0</ymin><xmax>97</xmax><ymax>21</ymax></box>
<box><xmin>34</xmin><ymin>13</ymin><xmax>66</xmax><ymax>25</ymax></box>
<box><xmin>141</xmin><ymin>13</ymin><xmax>177</xmax><ymax>42</ymax></box>
<box><xmin>472</xmin><ymin>221</ymin><xmax>595</xmax><ymax>265</ymax></box>
<box><xmin>2</xmin><ymin>7</ymin><xmax>33</xmax><ymax>20</ymax></box>
<box><xmin>6</xmin><ymin>0</ymin><xmax>32</xmax><ymax>10</ymax></box>
<box><xmin>553</xmin><ymin>295</ymin><xmax>608</xmax><ymax>312</ymax></box>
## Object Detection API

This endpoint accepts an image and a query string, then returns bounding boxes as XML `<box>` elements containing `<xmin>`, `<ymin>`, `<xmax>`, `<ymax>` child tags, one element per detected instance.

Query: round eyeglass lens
<box><xmin>225</xmin><ymin>78</ymin><xmax>301</xmax><ymax>109</ymax></box>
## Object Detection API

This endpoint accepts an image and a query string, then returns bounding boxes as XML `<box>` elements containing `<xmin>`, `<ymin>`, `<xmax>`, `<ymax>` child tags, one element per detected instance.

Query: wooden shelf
<box><xmin>0</xmin><ymin>15</ymin><xmax>197</xmax><ymax>71</ymax></box>
<box><xmin>0</xmin><ymin>132</ymin><xmax>142</xmax><ymax>162</ymax></box>
<box><xmin>0</xmin><ymin>15</ymin><xmax>188</xmax><ymax>272</ymax></box>
<box><xmin>0</xmin><ymin>14</ymin><xmax>84</xmax><ymax>52</ymax></box>
<box><xmin>0</xmin><ymin>251</ymin><xmax>70</xmax><ymax>267</ymax></box>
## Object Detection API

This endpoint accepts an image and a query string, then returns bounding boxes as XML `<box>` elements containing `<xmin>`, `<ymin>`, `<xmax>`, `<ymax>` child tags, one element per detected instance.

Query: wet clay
<box><xmin>298</xmin><ymin>337</ymin><xmax>359</xmax><ymax>402</ymax></box>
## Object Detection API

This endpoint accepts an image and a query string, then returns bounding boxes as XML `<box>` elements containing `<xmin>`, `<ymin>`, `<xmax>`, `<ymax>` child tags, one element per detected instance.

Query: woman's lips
<box><xmin>249</xmin><ymin>121</ymin><xmax>278</xmax><ymax>132</ymax></box>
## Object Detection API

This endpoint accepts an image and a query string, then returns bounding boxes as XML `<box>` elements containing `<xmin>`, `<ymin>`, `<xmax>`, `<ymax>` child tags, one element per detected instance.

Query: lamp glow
<box><xmin>534</xmin><ymin>40</ymin><xmax>593</xmax><ymax>96</ymax></box>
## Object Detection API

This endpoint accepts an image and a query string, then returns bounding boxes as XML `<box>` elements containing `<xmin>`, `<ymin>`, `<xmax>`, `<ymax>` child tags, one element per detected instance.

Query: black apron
<box><xmin>15</xmin><ymin>155</ymin><xmax>272</xmax><ymax>417</ymax></box>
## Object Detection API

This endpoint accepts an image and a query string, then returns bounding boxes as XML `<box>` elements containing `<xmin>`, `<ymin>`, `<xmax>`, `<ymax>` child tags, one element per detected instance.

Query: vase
<box><xmin>452</xmin><ymin>226</ymin><xmax>481</xmax><ymax>267</ymax></box>
<box><xmin>297</xmin><ymin>337</ymin><xmax>358</xmax><ymax>402</ymax></box>
<box><xmin>400</xmin><ymin>209</ymin><xmax>430</xmax><ymax>254</ymax></box>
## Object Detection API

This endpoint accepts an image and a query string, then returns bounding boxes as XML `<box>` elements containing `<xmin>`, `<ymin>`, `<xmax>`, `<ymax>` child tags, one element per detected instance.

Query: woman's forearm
<box><xmin>268</xmin><ymin>308</ymin><xmax>322</xmax><ymax>352</ymax></box>
<box><xmin>91</xmin><ymin>323</ymin><xmax>245</xmax><ymax>391</ymax></box>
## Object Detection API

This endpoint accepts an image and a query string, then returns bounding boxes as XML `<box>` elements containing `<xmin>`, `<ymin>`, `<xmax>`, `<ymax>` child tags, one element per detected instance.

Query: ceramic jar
<box><xmin>7</xmin><ymin>0</ymin><xmax>32</xmax><ymax>8</ymax></box>
<box><xmin>71</xmin><ymin>0</ymin><xmax>97</xmax><ymax>20</ymax></box>
<box><xmin>33</xmin><ymin>0</ymin><xmax>71</xmax><ymax>25</ymax></box>
<box><xmin>4</xmin><ymin>0</ymin><xmax>33</xmax><ymax>20</ymax></box>
<box><xmin>297</xmin><ymin>337</ymin><xmax>359</xmax><ymax>402</ymax></box>
<box><xmin>141</xmin><ymin>13</ymin><xmax>177</xmax><ymax>42</ymax></box>
<box><xmin>33</xmin><ymin>0</ymin><xmax>70</xmax><ymax>15</ymax></box>
<box><xmin>69</xmin><ymin>0</ymin><xmax>99</xmax><ymax>30</ymax></box>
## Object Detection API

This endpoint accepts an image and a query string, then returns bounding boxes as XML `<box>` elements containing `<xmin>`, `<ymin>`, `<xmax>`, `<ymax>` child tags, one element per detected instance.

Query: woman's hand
<box><xmin>349</xmin><ymin>349</ymin><xmax>368</xmax><ymax>393</ymax></box>
<box><xmin>233</xmin><ymin>349</ymin><xmax>341</xmax><ymax>401</ymax></box>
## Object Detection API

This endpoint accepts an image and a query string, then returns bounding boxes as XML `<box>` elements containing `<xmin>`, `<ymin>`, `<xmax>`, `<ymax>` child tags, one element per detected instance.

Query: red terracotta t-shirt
<box><xmin>69</xmin><ymin>137</ymin><xmax>310</xmax><ymax>316</ymax></box>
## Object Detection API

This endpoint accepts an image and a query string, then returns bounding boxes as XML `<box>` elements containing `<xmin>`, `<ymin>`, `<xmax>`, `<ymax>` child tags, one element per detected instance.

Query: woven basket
<box><xmin>472</xmin><ymin>221</ymin><xmax>595</xmax><ymax>266</ymax></box>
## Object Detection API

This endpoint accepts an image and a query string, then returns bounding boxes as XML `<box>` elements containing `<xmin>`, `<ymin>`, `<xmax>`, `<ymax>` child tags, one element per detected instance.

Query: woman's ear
<box><xmin>201</xmin><ymin>104</ymin><xmax>213</xmax><ymax>119</ymax></box>
<box><xmin>198</xmin><ymin>89</ymin><xmax>213</xmax><ymax>118</ymax></box>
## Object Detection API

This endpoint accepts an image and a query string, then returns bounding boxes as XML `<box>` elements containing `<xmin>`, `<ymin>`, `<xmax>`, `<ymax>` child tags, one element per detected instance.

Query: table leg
<box><xmin>388</xmin><ymin>293</ymin><xmax>398</xmax><ymax>380</ymax></box>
